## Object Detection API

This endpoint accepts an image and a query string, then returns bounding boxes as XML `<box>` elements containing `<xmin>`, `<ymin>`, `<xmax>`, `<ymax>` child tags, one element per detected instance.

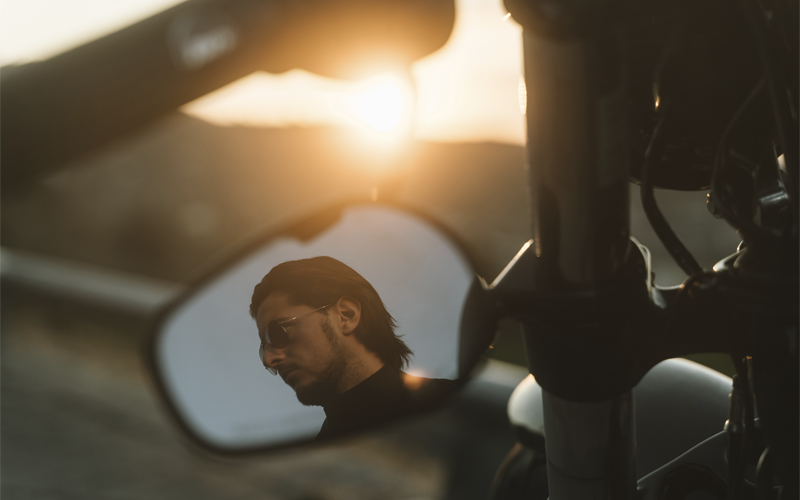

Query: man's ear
<box><xmin>336</xmin><ymin>296</ymin><xmax>361</xmax><ymax>335</ymax></box>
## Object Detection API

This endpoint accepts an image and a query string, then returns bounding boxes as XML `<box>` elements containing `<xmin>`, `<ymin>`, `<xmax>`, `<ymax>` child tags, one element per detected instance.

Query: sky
<box><xmin>1</xmin><ymin>0</ymin><xmax>526</xmax><ymax>145</ymax></box>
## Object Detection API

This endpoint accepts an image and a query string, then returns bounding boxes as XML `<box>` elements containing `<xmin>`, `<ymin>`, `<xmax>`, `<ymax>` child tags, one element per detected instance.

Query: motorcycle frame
<box><xmin>495</xmin><ymin>0</ymin><xmax>799</xmax><ymax>498</ymax></box>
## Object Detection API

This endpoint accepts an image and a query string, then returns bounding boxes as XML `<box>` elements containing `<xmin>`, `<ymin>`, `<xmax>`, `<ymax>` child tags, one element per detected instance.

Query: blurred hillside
<box><xmin>1</xmin><ymin>113</ymin><xmax>529</xmax><ymax>283</ymax></box>
<box><xmin>2</xmin><ymin>112</ymin><xmax>740</xmax><ymax>287</ymax></box>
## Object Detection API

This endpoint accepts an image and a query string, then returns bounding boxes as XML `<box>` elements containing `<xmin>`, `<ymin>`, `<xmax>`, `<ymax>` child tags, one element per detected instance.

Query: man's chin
<box><xmin>291</xmin><ymin>332</ymin><xmax>347</xmax><ymax>407</ymax></box>
<box><xmin>292</xmin><ymin>378</ymin><xmax>336</xmax><ymax>406</ymax></box>
<box><xmin>293</xmin><ymin>380</ymin><xmax>336</xmax><ymax>407</ymax></box>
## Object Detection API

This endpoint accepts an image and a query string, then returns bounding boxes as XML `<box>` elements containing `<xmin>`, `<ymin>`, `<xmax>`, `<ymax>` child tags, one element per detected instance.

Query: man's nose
<box><xmin>262</xmin><ymin>346</ymin><xmax>285</xmax><ymax>368</ymax></box>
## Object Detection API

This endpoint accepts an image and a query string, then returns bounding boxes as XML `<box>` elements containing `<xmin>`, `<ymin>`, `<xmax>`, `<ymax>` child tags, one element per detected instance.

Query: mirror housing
<box><xmin>147</xmin><ymin>200</ymin><xmax>482</xmax><ymax>453</ymax></box>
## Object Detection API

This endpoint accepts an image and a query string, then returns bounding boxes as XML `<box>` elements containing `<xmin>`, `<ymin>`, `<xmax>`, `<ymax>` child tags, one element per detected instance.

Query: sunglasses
<box><xmin>259</xmin><ymin>304</ymin><xmax>332</xmax><ymax>375</ymax></box>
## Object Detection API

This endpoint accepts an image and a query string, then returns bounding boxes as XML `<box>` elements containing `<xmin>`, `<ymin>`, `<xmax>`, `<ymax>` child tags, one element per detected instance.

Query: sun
<box><xmin>345</xmin><ymin>75</ymin><xmax>412</xmax><ymax>137</ymax></box>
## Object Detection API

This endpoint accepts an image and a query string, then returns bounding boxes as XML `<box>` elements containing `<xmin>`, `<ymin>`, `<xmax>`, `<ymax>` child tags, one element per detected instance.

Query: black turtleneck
<box><xmin>317</xmin><ymin>364</ymin><xmax>415</xmax><ymax>440</ymax></box>
<box><xmin>316</xmin><ymin>365</ymin><xmax>458</xmax><ymax>440</ymax></box>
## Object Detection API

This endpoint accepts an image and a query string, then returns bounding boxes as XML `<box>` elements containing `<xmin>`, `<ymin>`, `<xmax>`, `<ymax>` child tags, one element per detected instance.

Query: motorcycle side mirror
<box><xmin>147</xmin><ymin>201</ymin><xmax>483</xmax><ymax>453</ymax></box>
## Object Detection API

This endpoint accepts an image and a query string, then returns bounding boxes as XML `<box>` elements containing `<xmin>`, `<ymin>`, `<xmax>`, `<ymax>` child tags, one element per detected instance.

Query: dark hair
<box><xmin>249</xmin><ymin>256</ymin><xmax>412</xmax><ymax>370</ymax></box>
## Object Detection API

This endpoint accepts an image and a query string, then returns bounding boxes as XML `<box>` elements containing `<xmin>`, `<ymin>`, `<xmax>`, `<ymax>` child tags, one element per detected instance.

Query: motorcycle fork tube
<box><xmin>542</xmin><ymin>390</ymin><xmax>636</xmax><ymax>499</ymax></box>
<box><xmin>521</xmin><ymin>26</ymin><xmax>635</xmax><ymax>500</ymax></box>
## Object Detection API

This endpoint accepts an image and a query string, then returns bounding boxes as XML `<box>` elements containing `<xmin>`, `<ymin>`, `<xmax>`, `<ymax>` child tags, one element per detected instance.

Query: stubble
<box><xmin>294</xmin><ymin>316</ymin><xmax>347</xmax><ymax>407</ymax></box>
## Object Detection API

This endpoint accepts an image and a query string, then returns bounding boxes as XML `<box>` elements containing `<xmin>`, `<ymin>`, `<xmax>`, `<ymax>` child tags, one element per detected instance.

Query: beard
<box><xmin>293</xmin><ymin>317</ymin><xmax>348</xmax><ymax>407</ymax></box>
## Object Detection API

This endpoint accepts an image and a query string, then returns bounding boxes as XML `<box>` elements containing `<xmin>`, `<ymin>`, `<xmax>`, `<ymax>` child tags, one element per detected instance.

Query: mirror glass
<box><xmin>152</xmin><ymin>203</ymin><xmax>474</xmax><ymax>451</ymax></box>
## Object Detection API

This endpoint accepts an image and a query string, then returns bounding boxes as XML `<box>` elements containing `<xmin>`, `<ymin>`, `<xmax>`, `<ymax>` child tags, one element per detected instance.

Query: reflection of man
<box><xmin>250</xmin><ymin>256</ymin><xmax>453</xmax><ymax>440</ymax></box>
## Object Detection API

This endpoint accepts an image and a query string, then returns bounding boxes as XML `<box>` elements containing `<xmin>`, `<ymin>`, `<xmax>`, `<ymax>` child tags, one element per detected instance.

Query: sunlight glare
<box><xmin>346</xmin><ymin>76</ymin><xmax>408</xmax><ymax>134</ymax></box>
<box><xmin>1</xmin><ymin>0</ymin><xmax>184</xmax><ymax>65</ymax></box>
<box><xmin>5</xmin><ymin>0</ymin><xmax>527</xmax><ymax>145</ymax></box>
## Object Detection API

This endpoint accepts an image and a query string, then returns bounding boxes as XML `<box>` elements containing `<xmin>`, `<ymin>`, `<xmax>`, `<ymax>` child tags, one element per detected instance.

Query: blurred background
<box><xmin>2</xmin><ymin>0</ymin><xmax>741</xmax><ymax>498</ymax></box>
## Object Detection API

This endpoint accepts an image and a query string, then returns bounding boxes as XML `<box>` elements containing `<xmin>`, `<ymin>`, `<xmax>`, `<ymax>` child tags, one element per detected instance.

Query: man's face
<box><xmin>256</xmin><ymin>293</ymin><xmax>346</xmax><ymax>406</ymax></box>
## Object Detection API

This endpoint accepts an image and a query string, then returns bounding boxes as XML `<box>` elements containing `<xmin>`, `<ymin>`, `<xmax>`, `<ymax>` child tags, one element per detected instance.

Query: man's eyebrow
<box><xmin>259</xmin><ymin>310</ymin><xmax>291</xmax><ymax>324</ymax></box>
